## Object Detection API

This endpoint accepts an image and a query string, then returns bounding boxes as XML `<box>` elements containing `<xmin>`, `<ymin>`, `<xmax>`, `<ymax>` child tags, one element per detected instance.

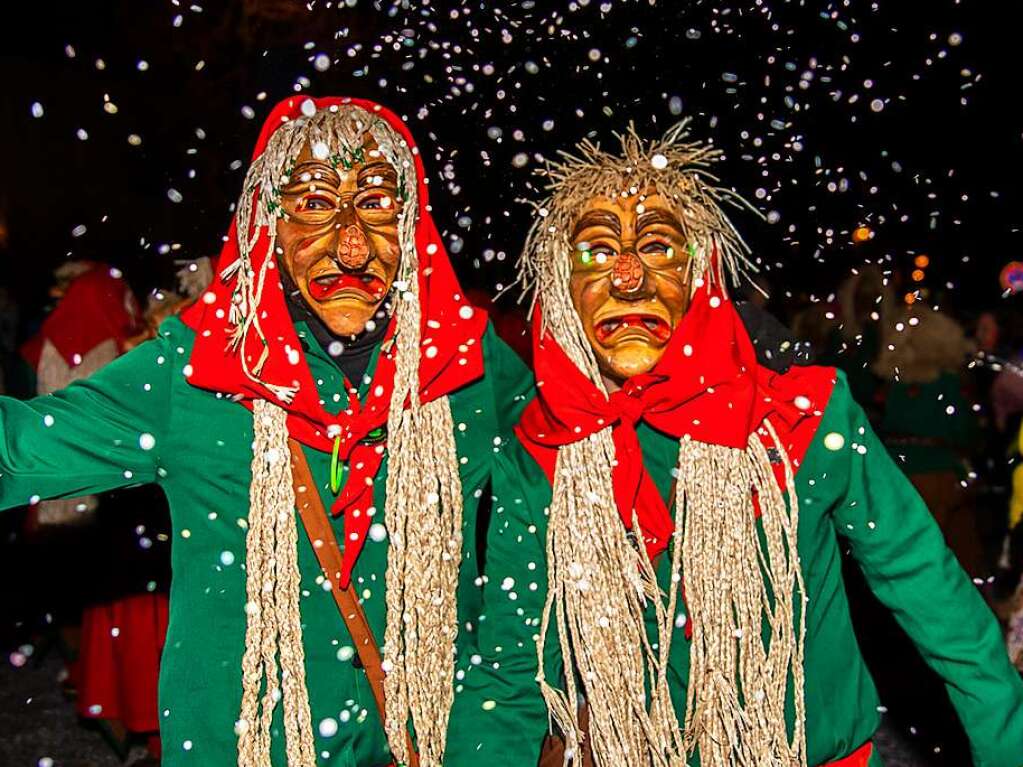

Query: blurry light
<box><xmin>914</xmin><ymin>254</ymin><xmax>930</xmax><ymax>268</ymax></box>
<box><xmin>999</xmin><ymin>261</ymin><xmax>1023</xmax><ymax>294</ymax></box>
<box><xmin>852</xmin><ymin>226</ymin><xmax>874</xmax><ymax>243</ymax></box>
<box><xmin>904</xmin><ymin>292</ymin><xmax>917</xmax><ymax>305</ymax></box>
<box><xmin>911</xmin><ymin>269</ymin><xmax>925</xmax><ymax>282</ymax></box>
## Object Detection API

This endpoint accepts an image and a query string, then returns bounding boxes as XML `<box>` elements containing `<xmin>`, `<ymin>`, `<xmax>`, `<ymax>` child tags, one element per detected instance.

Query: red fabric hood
<box><xmin>181</xmin><ymin>96</ymin><xmax>487</xmax><ymax>451</ymax></box>
<box><xmin>180</xmin><ymin>97</ymin><xmax>487</xmax><ymax>584</ymax></box>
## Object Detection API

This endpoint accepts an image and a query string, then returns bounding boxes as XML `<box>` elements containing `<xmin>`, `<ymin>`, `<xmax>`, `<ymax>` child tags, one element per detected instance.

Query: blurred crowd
<box><xmin>0</xmin><ymin>258</ymin><xmax>212</xmax><ymax>765</ymax></box>
<box><xmin>759</xmin><ymin>266</ymin><xmax>1023</xmax><ymax>764</ymax></box>
<box><xmin>783</xmin><ymin>266</ymin><xmax>1023</xmax><ymax>607</ymax></box>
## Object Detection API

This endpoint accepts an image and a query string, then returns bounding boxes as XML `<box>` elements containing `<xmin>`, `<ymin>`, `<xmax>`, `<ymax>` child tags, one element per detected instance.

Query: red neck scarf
<box><xmin>516</xmin><ymin>285</ymin><xmax>834</xmax><ymax>561</ymax></box>
<box><xmin>182</xmin><ymin>96</ymin><xmax>487</xmax><ymax>585</ymax></box>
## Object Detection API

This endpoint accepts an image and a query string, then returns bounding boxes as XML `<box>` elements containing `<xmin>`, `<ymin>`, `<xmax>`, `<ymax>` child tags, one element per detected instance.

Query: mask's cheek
<box><xmin>366</xmin><ymin>233</ymin><xmax>401</xmax><ymax>292</ymax></box>
<box><xmin>570</xmin><ymin>272</ymin><xmax>609</xmax><ymax>327</ymax></box>
<box><xmin>652</xmin><ymin>271</ymin><xmax>691</xmax><ymax>325</ymax></box>
<box><xmin>377</xmin><ymin>236</ymin><xmax>403</xmax><ymax>282</ymax></box>
<box><xmin>274</xmin><ymin>221</ymin><xmax>308</xmax><ymax>284</ymax></box>
<box><xmin>282</xmin><ymin>247</ymin><xmax>324</xmax><ymax>304</ymax></box>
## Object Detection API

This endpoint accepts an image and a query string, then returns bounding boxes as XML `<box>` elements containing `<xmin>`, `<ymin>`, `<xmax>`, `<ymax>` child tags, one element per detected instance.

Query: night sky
<box><xmin>1</xmin><ymin>0</ymin><xmax>1020</xmax><ymax>328</ymax></box>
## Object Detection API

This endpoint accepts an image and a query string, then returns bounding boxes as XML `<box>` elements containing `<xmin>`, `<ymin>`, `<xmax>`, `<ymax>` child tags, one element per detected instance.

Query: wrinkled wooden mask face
<box><xmin>275</xmin><ymin>132</ymin><xmax>404</xmax><ymax>337</ymax></box>
<box><xmin>568</xmin><ymin>188</ymin><xmax>692</xmax><ymax>383</ymax></box>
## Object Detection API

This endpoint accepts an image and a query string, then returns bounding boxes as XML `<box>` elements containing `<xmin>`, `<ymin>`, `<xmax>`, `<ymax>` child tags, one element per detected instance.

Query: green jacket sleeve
<box><xmin>825</xmin><ymin>373</ymin><xmax>1023</xmax><ymax>767</ymax></box>
<box><xmin>445</xmin><ymin>438</ymin><xmax>557</xmax><ymax>767</ymax></box>
<box><xmin>0</xmin><ymin>328</ymin><xmax>177</xmax><ymax>510</ymax></box>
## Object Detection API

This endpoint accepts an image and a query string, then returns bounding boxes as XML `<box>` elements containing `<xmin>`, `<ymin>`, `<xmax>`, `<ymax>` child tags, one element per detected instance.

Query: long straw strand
<box><xmin>677</xmin><ymin>428</ymin><xmax>806</xmax><ymax>766</ymax></box>
<box><xmin>238</xmin><ymin>399</ymin><xmax>316</xmax><ymax>766</ymax></box>
<box><xmin>236</xmin><ymin>398</ymin><xmax>276</xmax><ymax>767</ymax></box>
<box><xmin>381</xmin><ymin>149</ymin><xmax>463</xmax><ymax>766</ymax></box>
<box><xmin>537</xmin><ymin>435</ymin><xmax>685</xmax><ymax>767</ymax></box>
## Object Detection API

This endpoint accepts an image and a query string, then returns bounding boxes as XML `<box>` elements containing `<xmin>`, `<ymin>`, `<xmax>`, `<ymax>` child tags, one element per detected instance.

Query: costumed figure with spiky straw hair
<box><xmin>445</xmin><ymin>123</ymin><xmax>1023</xmax><ymax>767</ymax></box>
<box><xmin>0</xmin><ymin>96</ymin><xmax>533</xmax><ymax>767</ymax></box>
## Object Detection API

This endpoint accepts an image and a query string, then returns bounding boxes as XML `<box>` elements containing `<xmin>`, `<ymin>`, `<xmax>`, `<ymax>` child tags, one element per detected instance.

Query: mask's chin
<box><xmin>315</xmin><ymin>299</ymin><xmax>386</xmax><ymax>337</ymax></box>
<box><xmin>597</xmin><ymin>341</ymin><xmax>665</xmax><ymax>384</ymax></box>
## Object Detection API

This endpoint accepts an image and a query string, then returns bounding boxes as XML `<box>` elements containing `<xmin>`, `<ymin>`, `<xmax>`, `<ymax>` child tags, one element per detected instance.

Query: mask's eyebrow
<box><xmin>283</xmin><ymin>161</ymin><xmax>341</xmax><ymax>188</ymax></box>
<box><xmin>636</xmin><ymin>208</ymin><xmax>684</xmax><ymax>233</ymax></box>
<box><xmin>357</xmin><ymin>162</ymin><xmax>398</xmax><ymax>186</ymax></box>
<box><xmin>572</xmin><ymin>210</ymin><xmax>622</xmax><ymax>239</ymax></box>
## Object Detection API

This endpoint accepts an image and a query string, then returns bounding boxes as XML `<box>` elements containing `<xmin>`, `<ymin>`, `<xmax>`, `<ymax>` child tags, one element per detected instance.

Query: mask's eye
<box><xmin>356</xmin><ymin>193</ymin><xmax>392</xmax><ymax>210</ymax></box>
<box><xmin>297</xmin><ymin>194</ymin><xmax>334</xmax><ymax>212</ymax></box>
<box><xmin>639</xmin><ymin>240</ymin><xmax>673</xmax><ymax>256</ymax></box>
<box><xmin>575</xmin><ymin>240</ymin><xmax>616</xmax><ymax>267</ymax></box>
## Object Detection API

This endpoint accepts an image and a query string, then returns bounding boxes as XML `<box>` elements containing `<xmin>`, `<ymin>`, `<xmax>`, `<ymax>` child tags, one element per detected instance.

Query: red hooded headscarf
<box><xmin>182</xmin><ymin>96</ymin><xmax>487</xmax><ymax>584</ymax></box>
<box><xmin>516</xmin><ymin>276</ymin><xmax>836</xmax><ymax>564</ymax></box>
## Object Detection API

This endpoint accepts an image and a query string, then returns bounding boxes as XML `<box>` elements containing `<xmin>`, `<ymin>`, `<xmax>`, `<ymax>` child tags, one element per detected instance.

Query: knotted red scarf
<box><xmin>182</xmin><ymin>96</ymin><xmax>487</xmax><ymax>585</ymax></box>
<box><xmin>516</xmin><ymin>285</ymin><xmax>835</xmax><ymax>562</ymax></box>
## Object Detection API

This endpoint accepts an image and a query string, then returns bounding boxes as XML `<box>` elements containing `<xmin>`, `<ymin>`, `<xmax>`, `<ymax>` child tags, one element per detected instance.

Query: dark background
<box><xmin>1</xmin><ymin>0</ymin><xmax>1020</xmax><ymax>328</ymax></box>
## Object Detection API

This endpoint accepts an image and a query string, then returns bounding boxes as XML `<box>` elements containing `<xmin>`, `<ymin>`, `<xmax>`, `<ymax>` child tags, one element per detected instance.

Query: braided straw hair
<box><xmin>229</xmin><ymin>104</ymin><xmax>463</xmax><ymax>767</ymax></box>
<box><xmin>520</xmin><ymin>122</ymin><xmax>807</xmax><ymax>766</ymax></box>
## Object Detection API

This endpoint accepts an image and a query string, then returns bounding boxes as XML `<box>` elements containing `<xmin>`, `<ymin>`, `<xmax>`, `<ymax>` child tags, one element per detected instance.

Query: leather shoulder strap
<box><xmin>287</xmin><ymin>438</ymin><xmax>419</xmax><ymax>766</ymax></box>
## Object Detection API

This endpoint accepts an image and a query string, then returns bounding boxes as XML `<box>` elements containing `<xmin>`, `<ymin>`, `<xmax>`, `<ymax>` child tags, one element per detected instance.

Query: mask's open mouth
<box><xmin>594</xmin><ymin>313</ymin><xmax>672</xmax><ymax>344</ymax></box>
<box><xmin>308</xmin><ymin>273</ymin><xmax>387</xmax><ymax>302</ymax></box>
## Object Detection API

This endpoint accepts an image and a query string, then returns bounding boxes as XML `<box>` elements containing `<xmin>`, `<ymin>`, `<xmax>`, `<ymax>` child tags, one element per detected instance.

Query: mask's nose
<box><xmin>609</xmin><ymin>251</ymin><xmax>650</xmax><ymax>298</ymax></box>
<box><xmin>335</xmin><ymin>224</ymin><xmax>371</xmax><ymax>271</ymax></box>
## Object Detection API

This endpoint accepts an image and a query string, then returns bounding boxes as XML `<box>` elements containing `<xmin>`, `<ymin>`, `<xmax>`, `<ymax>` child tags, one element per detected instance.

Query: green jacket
<box><xmin>0</xmin><ymin>316</ymin><xmax>531</xmax><ymax>767</ymax></box>
<box><xmin>446</xmin><ymin>370</ymin><xmax>1023</xmax><ymax>767</ymax></box>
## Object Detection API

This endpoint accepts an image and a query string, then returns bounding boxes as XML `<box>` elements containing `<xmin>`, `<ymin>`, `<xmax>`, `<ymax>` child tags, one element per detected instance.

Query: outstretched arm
<box><xmin>826</xmin><ymin>374</ymin><xmax>1023</xmax><ymax>767</ymax></box>
<box><xmin>0</xmin><ymin>327</ymin><xmax>177</xmax><ymax>510</ymax></box>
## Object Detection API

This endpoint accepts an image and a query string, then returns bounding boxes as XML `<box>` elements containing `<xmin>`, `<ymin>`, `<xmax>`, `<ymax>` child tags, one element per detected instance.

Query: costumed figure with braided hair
<box><xmin>445</xmin><ymin>125</ymin><xmax>1023</xmax><ymax>767</ymax></box>
<box><xmin>0</xmin><ymin>96</ymin><xmax>531</xmax><ymax>767</ymax></box>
